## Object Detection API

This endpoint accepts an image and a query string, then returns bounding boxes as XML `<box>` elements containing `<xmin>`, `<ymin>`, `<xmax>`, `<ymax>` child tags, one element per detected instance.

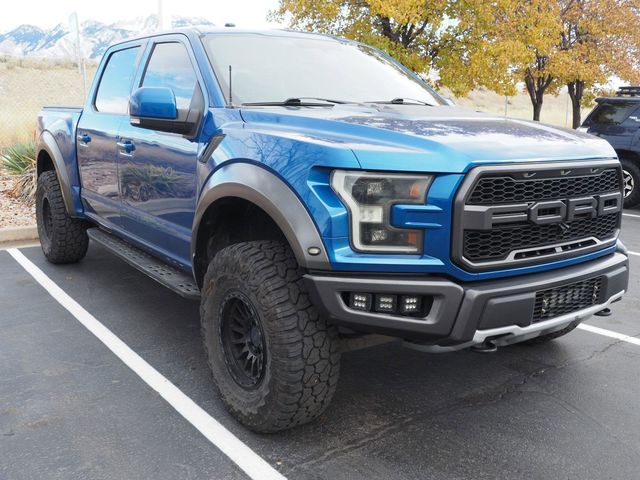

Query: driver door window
<box><xmin>141</xmin><ymin>42</ymin><xmax>199</xmax><ymax>110</ymax></box>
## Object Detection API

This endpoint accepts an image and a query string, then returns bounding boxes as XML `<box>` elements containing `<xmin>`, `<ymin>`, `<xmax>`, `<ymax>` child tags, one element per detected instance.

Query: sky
<box><xmin>0</xmin><ymin>0</ymin><xmax>284</xmax><ymax>32</ymax></box>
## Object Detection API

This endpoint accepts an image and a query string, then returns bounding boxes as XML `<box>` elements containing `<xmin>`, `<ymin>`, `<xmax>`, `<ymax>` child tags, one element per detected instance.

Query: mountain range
<box><xmin>0</xmin><ymin>15</ymin><xmax>215</xmax><ymax>59</ymax></box>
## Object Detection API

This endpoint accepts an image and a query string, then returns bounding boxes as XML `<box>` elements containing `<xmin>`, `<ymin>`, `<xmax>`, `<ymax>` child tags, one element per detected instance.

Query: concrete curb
<box><xmin>0</xmin><ymin>225</ymin><xmax>38</xmax><ymax>243</ymax></box>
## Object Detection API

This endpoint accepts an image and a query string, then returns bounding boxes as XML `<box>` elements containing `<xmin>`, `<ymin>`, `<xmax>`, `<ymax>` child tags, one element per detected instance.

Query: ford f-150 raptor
<box><xmin>35</xmin><ymin>28</ymin><xmax>629</xmax><ymax>432</ymax></box>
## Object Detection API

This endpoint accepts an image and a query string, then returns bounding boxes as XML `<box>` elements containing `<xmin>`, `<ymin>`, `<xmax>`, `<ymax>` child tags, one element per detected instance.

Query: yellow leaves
<box><xmin>367</xmin><ymin>0</ymin><xmax>446</xmax><ymax>25</ymax></box>
<box><xmin>272</xmin><ymin>0</ymin><xmax>640</xmax><ymax>100</ymax></box>
<box><xmin>551</xmin><ymin>0</ymin><xmax>640</xmax><ymax>88</ymax></box>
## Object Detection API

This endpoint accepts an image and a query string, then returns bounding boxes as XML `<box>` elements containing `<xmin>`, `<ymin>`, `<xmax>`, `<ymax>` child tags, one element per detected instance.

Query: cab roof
<box><xmin>111</xmin><ymin>27</ymin><xmax>348</xmax><ymax>48</ymax></box>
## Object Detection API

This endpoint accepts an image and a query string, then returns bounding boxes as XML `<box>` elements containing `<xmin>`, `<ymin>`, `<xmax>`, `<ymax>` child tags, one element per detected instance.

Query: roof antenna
<box><xmin>228</xmin><ymin>65</ymin><xmax>233</xmax><ymax>107</ymax></box>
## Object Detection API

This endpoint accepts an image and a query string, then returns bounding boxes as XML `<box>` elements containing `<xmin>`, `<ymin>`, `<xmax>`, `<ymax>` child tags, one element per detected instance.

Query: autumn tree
<box><xmin>513</xmin><ymin>1</ymin><xmax>564</xmax><ymax>122</ymax></box>
<box><xmin>271</xmin><ymin>0</ymin><xmax>441</xmax><ymax>72</ymax></box>
<box><xmin>467</xmin><ymin>0</ymin><xmax>561</xmax><ymax>120</ymax></box>
<box><xmin>553</xmin><ymin>0</ymin><xmax>640</xmax><ymax>128</ymax></box>
<box><xmin>272</xmin><ymin>0</ymin><xmax>640</xmax><ymax>125</ymax></box>
<box><xmin>471</xmin><ymin>0</ymin><xmax>640</xmax><ymax>125</ymax></box>
<box><xmin>271</xmin><ymin>0</ymin><xmax>498</xmax><ymax>96</ymax></box>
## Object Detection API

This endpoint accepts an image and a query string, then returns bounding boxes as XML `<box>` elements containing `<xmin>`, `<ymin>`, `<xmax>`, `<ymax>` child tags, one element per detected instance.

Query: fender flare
<box><xmin>37</xmin><ymin>131</ymin><xmax>75</xmax><ymax>215</ymax></box>
<box><xmin>192</xmin><ymin>162</ymin><xmax>331</xmax><ymax>271</ymax></box>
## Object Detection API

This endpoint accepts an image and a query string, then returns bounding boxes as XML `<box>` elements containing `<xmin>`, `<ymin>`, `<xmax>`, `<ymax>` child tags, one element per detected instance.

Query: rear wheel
<box><xmin>200</xmin><ymin>240</ymin><xmax>341</xmax><ymax>432</ymax></box>
<box><xmin>621</xmin><ymin>159</ymin><xmax>640</xmax><ymax>208</ymax></box>
<box><xmin>36</xmin><ymin>171</ymin><xmax>89</xmax><ymax>264</ymax></box>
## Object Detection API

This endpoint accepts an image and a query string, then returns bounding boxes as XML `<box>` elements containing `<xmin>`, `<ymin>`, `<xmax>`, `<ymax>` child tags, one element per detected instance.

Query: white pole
<box><xmin>69</xmin><ymin>13</ymin><xmax>87</xmax><ymax>101</ymax></box>
<box><xmin>565</xmin><ymin>88</ymin><xmax>570</xmax><ymax>128</ymax></box>
<box><xmin>158</xmin><ymin>0</ymin><xmax>164</xmax><ymax>31</ymax></box>
<box><xmin>504</xmin><ymin>96</ymin><xmax>508</xmax><ymax>118</ymax></box>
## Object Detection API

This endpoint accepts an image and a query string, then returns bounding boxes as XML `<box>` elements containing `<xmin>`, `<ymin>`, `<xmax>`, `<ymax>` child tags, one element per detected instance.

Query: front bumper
<box><xmin>304</xmin><ymin>252</ymin><xmax>629</xmax><ymax>349</ymax></box>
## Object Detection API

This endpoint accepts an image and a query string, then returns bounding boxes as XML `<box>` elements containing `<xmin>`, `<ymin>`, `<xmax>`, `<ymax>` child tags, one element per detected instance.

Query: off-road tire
<box><xmin>200</xmin><ymin>240</ymin><xmax>341</xmax><ymax>432</ymax></box>
<box><xmin>36</xmin><ymin>171</ymin><xmax>89</xmax><ymax>264</ymax></box>
<box><xmin>621</xmin><ymin>159</ymin><xmax>640</xmax><ymax>208</ymax></box>
<box><xmin>521</xmin><ymin>322</ymin><xmax>579</xmax><ymax>345</ymax></box>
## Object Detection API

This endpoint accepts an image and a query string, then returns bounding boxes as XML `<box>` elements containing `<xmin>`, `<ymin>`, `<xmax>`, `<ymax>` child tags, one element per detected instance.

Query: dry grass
<box><xmin>447</xmin><ymin>86</ymin><xmax>593</xmax><ymax>127</ymax></box>
<box><xmin>0</xmin><ymin>57</ymin><xmax>97</xmax><ymax>147</ymax></box>
<box><xmin>0</xmin><ymin>57</ymin><xmax>593</xmax><ymax>147</ymax></box>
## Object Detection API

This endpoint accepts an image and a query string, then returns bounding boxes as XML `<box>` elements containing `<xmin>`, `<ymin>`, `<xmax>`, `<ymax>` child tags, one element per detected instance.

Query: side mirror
<box><xmin>129</xmin><ymin>87</ymin><xmax>195</xmax><ymax>135</ymax></box>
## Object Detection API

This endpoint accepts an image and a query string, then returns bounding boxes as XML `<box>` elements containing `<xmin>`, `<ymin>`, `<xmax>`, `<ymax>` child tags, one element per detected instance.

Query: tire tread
<box><xmin>200</xmin><ymin>240</ymin><xmax>340</xmax><ymax>432</ymax></box>
<box><xmin>36</xmin><ymin>171</ymin><xmax>88</xmax><ymax>264</ymax></box>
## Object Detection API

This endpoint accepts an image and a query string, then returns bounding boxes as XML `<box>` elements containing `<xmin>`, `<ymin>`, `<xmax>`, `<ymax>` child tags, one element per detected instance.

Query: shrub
<box><xmin>0</xmin><ymin>141</ymin><xmax>37</xmax><ymax>202</ymax></box>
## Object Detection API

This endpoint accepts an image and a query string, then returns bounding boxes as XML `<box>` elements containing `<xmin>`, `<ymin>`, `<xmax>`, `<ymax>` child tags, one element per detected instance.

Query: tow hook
<box><xmin>470</xmin><ymin>340</ymin><xmax>498</xmax><ymax>353</ymax></box>
<box><xmin>595</xmin><ymin>308</ymin><xmax>612</xmax><ymax>317</ymax></box>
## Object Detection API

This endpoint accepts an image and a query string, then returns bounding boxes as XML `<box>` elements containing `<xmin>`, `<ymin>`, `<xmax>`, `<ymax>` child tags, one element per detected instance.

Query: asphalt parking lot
<box><xmin>1</xmin><ymin>212</ymin><xmax>640</xmax><ymax>480</ymax></box>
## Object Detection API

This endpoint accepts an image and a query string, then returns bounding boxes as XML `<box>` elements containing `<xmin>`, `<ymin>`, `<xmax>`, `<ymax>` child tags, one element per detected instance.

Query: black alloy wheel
<box><xmin>41</xmin><ymin>197</ymin><xmax>54</xmax><ymax>240</ymax></box>
<box><xmin>219</xmin><ymin>291</ymin><xmax>267</xmax><ymax>389</ymax></box>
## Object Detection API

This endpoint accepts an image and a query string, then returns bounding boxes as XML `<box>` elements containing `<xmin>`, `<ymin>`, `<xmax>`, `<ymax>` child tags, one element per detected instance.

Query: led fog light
<box><xmin>349</xmin><ymin>292</ymin><xmax>372</xmax><ymax>311</ymax></box>
<box><xmin>399</xmin><ymin>295</ymin><xmax>422</xmax><ymax>315</ymax></box>
<box><xmin>374</xmin><ymin>294</ymin><xmax>397</xmax><ymax>313</ymax></box>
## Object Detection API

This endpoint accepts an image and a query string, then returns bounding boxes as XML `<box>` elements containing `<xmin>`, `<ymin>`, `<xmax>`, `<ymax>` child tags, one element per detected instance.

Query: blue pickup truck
<box><xmin>36</xmin><ymin>28</ymin><xmax>629</xmax><ymax>432</ymax></box>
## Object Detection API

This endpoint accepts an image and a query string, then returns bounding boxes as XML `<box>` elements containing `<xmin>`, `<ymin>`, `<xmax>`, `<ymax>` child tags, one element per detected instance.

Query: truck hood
<box><xmin>238</xmin><ymin>105</ymin><xmax>616</xmax><ymax>173</ymax></box>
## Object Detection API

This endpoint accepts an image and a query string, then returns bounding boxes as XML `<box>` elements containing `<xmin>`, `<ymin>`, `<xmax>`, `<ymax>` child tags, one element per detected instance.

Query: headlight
<box><xmin>331</xmin><ymin>170</ymin><xmax>433</xmax><ymax>253</ymax></box>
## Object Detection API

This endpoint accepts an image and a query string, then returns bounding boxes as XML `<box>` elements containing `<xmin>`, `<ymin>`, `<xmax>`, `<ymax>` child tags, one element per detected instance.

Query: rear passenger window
<box><xmin>589</xmin><ymin>102</ymin><xmax>639</xmax><ymax>125</ymax></box>
<box><xmin>94</xmin><ymin>47</ymin><xmax>140</xmax><ymax>114</ymax></box>
<box><xmin>141</xmin><ymin>42</ymin><xmax>198</xmax><ymax>110</ymax></box>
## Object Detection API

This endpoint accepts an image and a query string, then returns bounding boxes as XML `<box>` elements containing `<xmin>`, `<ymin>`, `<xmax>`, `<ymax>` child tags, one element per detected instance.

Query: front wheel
<box><xmin>200</xmin><ymin>240</ymin><xmax>341</xmax><ymax>432</ymax></box>
<box><xmin>621</xmin><ymin>159</ymin><xmax>640</xmax><ymax>208</ymax></box>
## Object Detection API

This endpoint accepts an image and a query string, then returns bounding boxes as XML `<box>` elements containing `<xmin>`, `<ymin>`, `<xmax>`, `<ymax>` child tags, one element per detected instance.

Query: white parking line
<box><xmin>629</xmin><ymin>250</ymin><xmax>640</xmax><ymax>257</ymax></box>
<box><xmin>578</xmin><ymin>323</ymin><xmax>640</xmax><ymax>346</ymax></box>
<box><xmin>623</xmin><ymin>212</ymin><xmax>640</xmax><ymax>219</ymax></box>
<box><xmin>7</xmin><ymin>248</ymin><xmax>286</xmax><ymax>480</ymax></box>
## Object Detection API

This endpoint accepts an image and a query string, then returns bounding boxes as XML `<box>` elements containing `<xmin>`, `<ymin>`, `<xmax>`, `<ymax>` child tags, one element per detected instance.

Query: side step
<box><xmin>87</xmin><ymin>228</ymin><xmax>200</xmax><ymax>300</ymax></box>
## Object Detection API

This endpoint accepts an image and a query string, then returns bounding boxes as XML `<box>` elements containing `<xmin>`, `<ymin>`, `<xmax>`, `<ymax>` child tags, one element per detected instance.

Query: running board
<box><xmin>87</xmin><ymin>228</ymin><xmax>200</xmax><ymax>300</ymax></box>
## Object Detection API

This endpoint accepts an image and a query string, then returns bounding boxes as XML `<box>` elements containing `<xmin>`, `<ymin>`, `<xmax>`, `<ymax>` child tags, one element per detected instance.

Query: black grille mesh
<box><xmin>532</xmin><ymin>277</ymin><xmax>602</xmax><ymax>323</ymax></box>
<box><xmin>463</xmin><ymin>213</ymin><xmax>619</xmax><ymax>262</ymax></box>
<box><xmin>468</xmin><ymin>169</ymin><xmax>620</xmax><ymax>205</ymax></box>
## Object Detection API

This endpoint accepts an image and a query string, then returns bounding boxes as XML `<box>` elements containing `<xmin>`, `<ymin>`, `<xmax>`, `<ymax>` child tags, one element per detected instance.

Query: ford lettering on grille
<box><xmin>463</xmin><ymin>192</ymin><xmax>622</xmax><ymax>230</ymax></box>
<box><xmin>452</xmin><ymin>162</ymin><xmax>623</xmax><ymax>271</ymax></box>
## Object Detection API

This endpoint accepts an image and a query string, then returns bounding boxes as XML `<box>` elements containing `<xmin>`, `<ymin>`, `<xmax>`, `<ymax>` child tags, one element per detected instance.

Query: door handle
<box><xmin>117</xmin><ymin>140</ymin><xmax>135</xmax><ymax>154</ymax></box>
<box><xmin>77</xmin><ymin>133</ymin><xmax>91</xmax><ymax>144</ymax></box>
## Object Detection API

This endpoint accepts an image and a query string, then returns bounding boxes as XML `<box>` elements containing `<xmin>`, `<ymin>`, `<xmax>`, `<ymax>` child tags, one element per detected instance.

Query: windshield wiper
<box><xmin>241</xmin><ymin>97</ymin><xmax>341</xmax><ymax>107</ymax></box>
<box><xmin>366</xmin><ymin>97</ymin><xmax>434</xmax><ymax>106</ymax></box>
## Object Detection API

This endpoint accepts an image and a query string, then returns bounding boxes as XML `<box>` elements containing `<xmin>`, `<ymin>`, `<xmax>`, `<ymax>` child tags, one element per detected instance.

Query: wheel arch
<box><xmin>616</xmin><ymin>149</ymin><xmax>640</xmax><ymax>163</ymax></box>
<box><xmin>36</xmin><ymin>131</ymin><xmax>75</xmax><ymax>215</ymax></box>
<box><xmin>192</xmin><ymin>163</ymin><xmax>330</xmax><ymax>286</ymax></box>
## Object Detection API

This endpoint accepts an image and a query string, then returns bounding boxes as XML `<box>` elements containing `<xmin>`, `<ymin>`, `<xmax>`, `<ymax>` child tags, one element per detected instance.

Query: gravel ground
<box><xmin>0</xmin><ymin>176</ymin><xmax>35</xmax><ymax>228</ymax></box>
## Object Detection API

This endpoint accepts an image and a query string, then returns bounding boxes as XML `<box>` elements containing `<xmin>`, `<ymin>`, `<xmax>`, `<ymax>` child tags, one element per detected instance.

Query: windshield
<box><xmin>202</xmin><ymin>33</ymin><xmax>444</xmax><ymax>106</ymax></box>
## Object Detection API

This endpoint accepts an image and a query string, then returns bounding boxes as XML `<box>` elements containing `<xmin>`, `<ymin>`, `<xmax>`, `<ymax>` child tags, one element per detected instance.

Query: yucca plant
<box><xmin>0</xmin><ymin>141</ymin><xmax>37</xmax><ymax>203</ymax></box>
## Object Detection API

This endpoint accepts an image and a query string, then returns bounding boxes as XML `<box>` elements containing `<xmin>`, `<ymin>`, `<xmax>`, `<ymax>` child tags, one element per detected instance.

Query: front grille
<box><xmin>463</xmin><ymin>213</ymin><xmax>619</xmax><ymax>262</ymax></box>
<box><xmin>532</xmin><ymin>277</ymin><xmax>603</xmax><ymax>323</ymax></box>
<box><xmin>468</xmin><ymin>169</ymin><xmax>620</xmax><ymax>205</ymax></box>
<box><xmin>453</xmin><ymin>162</ymin><xmax>623</xmax><ymax>271</ymax></box>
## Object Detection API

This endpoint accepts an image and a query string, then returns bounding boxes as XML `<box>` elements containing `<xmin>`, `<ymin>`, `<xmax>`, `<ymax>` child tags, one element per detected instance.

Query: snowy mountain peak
<box><xmin>0</xmin><ymin>15</ymin><xmax>215</xmax><ymax>59</ymax></box>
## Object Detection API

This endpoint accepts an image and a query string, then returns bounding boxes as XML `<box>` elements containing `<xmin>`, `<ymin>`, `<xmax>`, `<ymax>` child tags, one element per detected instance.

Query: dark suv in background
<box><xmin>581</xmin><ymin>86</ymin><xmax>640</xmax><ymax>207</ymax></box>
